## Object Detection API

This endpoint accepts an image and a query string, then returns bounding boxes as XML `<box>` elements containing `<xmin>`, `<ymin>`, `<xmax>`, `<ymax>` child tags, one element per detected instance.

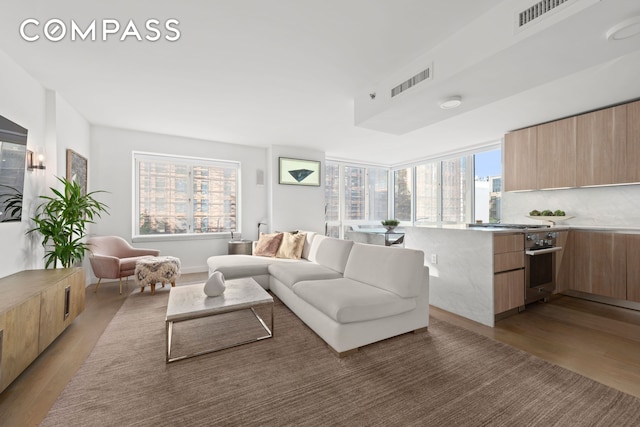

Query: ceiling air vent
<box><xmin>518</xmin><ymin>0</ymin><xmax>572</xmax><ymax>27</ymax></box>
<box><xmin>391</xmin><ymin>66</ymin><xmax>432</xmax><ymax>98</ymax></box>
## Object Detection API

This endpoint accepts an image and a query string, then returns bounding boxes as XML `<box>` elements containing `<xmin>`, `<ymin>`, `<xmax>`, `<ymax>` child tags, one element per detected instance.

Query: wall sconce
<box><xmin>27</xmin><ymin>149</ymin><xmax>46</xmax><ymax>171</ymax></box>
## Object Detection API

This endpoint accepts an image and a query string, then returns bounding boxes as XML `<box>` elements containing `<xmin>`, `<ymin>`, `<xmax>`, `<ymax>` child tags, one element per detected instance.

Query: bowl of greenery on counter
<box><xmin>527</xmin><ymin>209</ymin><xmax>573</xmax><ymax>225</ymax></box>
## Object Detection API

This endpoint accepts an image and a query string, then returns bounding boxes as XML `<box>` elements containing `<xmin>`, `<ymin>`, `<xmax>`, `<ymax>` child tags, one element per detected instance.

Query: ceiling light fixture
<box><xmin>439</xmin><ymin>96</ymin><xmax>462</xmax><ymax>110</ymax></box>
<box><xmin>606</xmin><ymin>16</ymin><xmax>640</xmax><ymax>41</ymax></box>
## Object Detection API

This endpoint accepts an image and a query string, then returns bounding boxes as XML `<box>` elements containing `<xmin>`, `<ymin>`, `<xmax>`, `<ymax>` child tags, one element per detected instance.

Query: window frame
<box><xmin>325</xmin><ymin>160</ymin><xmax>390</xmax><ymax>239</ymax></box>
<box><xmin>391</xmin><ymin>143</ymin><xmax>501</xmax><ymax>226</ymax></box>
<box><xmin>132</xmin><ymin>151</ymin><xmax>241</xmax><ymax>242</ymax></box>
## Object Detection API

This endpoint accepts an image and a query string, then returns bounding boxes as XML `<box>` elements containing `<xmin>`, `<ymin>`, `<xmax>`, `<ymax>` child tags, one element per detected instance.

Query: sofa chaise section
<box><xmin>270</xmin><ymin>242</ymin><xmax>429</xmax><ymax>355</ymax></box>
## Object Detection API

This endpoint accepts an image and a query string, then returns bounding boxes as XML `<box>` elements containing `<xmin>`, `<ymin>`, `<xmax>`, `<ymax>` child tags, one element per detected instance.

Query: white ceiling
<box><xmin>1</xmin><ymin>0</ymin><xmax>639</xmax><ymax>166</ymax></box>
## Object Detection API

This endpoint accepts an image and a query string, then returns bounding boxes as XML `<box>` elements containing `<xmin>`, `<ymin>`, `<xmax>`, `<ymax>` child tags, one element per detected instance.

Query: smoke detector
<box><xmin>439</xmin><ymin>96</ymin><xmax>462</xmax><ymax>110</ymax></box>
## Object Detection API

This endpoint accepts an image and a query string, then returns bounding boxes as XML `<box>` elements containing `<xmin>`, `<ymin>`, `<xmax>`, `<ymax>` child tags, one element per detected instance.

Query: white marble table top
<box><xmin>166</xmin><ymin>278</ymin><xmax>273</xmax><ymax>322</ymax></box>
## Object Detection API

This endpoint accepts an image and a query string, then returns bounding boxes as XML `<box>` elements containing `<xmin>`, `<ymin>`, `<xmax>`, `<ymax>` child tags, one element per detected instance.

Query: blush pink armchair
<box><xmin>87</xmin><ymin>236</ymin><xmax>160</xmax><ymax>295</ymax></box>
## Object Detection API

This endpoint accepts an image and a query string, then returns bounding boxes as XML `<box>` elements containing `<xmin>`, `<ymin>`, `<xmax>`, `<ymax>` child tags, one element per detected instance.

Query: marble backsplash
<box><xmin>502</xmin><ymin>184</ymin><xmax>640</xmax><ymax>228</ymax></box>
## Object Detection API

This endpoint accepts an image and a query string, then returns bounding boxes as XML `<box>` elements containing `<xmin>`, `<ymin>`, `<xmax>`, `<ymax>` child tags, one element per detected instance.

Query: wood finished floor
<box><xmin>1</xmin><ymin>278</ymin><xmax>639</xmax><ymax>426</ymax></box>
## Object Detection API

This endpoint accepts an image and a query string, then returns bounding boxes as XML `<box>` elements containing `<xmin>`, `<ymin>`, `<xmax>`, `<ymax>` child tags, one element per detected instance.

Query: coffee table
<box><xmin>165</xmin><ymin>277</ymin><xmax>273</xmax><ymax>363</ymax></box>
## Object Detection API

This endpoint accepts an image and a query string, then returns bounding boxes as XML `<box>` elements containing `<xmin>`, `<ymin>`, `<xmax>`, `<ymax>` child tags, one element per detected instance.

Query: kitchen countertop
<box><xmin>412</xmin><ymin>224</ymin><xmax>640</xmax><ymax>234</ymax></box>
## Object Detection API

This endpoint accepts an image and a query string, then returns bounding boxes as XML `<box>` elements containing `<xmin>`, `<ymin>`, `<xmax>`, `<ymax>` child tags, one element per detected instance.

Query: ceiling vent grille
<box><xmin>391</xmin><ymin>66</ymin><xmax>432</xmax><ymax>98</ymax></box>
<box><xmin>518</xmin><ymin>0</ymin><xmax>571</xmax><ymax>27</ymax></box>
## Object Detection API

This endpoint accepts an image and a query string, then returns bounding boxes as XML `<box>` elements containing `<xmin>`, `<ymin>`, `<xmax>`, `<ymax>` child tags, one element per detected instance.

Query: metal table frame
<box><xmin>165</xmin><ymin>281</ymin><xmax>273</xmax><ymax>363</ymax></box>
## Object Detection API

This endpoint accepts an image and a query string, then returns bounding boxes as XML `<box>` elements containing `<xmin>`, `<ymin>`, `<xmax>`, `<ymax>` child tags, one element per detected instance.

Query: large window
<box><xmin>474</xmin><ymin>148</ymin><xmax>502</xmax><ymax>223</ymax></box>
<box><xmin>134</xmin><ymin>152</ymin><xmax>239</xmax><ymax>237</ymax></box>
<box><xmin>392</xmin><ymin>146</ymin><xmax>501</xmax><ymax>225</ymax></box>
<box><xmin>415</xmin><ymin>163</ymin><xmax>438</xmax><ymax>224</ymax></box>
<box><xmin>441</xmin><ymin>157</ymin><xmax>467</xmax><ymax>223</ymax></box>
<box><xmin>325</xmin><ymin>161</ymin><xmax>389</xmax><ymax>238</ymax></box>
<box><xmin>393</xmin><ymin>168</ymin><xmax>412</xmax><ymax>222</ymax></box>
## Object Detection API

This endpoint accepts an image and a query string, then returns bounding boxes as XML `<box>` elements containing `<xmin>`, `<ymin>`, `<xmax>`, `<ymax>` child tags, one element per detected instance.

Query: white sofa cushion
<box><xmin>268</xmin><ymin>262</ymin><xmax>342</xmax><ymax>289</ymax></box>
<box><xmin>207</xmin><ymin>255</ymin><xmax>299</xmax><ymax>279</ymax></box>
<box><xmin>297</xmin><ymin>230</ymin><xmax>317</xmax><ymax>260</ymax></box>
<box><xmin>307</xmin><ymin>235</ymin><xmax>354</xmax><ymax>273</ymax></box>
<box><xmin>292</xmin><ymin>278</ymin><xmax>416</xmax><ymax>324</ymax></box>
<box><xmin>343</xmin><ymin>244</ymin><xmax>424</xmax><ymax>298</ymax></box>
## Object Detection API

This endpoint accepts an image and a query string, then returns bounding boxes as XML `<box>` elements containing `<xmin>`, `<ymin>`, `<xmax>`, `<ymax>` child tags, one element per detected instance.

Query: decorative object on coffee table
<box><xmin>204</xmin><ymin>271</ymin><xmax>226</xmax><ymax>296</ymax></box>
<box><xmin>135</xmin><ymin>256</ymin><xmax>181</xmax><ymax>295</ymax></box>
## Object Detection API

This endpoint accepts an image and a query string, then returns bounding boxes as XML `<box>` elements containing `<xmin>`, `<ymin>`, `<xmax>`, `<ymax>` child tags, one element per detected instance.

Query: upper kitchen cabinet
<box><xmin>503</xmin><ymin>99</ymin><xmax>639</xmax><ymax>191</ymax></box>
<box><xmin>627</xmin><ymin>100</ymin><xmax>640</xmax><ymax>183</ymax></box>
<box><xmin>504</xmin><ymin>127</ymin><xmax>537</xmax><ymax>191</ymax></box>
<box><xmin>537</xmin><ymin>117</ymin><xmax>576</xmax><ymax>189</ymax></box>
<box><xmin>576</xmin><ymin>105</ymin><xmax>627</xmax><ymax>186</ymax></box>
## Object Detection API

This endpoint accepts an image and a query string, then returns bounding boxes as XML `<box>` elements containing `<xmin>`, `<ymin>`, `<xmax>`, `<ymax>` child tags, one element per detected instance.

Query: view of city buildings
<box><xmin>137</xmin><ymin>160</ymin><xmax>237</xmax><ymax>235</ymax></box>
<box><xmin>326</xmin><ymin>149</ymin><xmax>502</xmax><ymax>235</ymax></box>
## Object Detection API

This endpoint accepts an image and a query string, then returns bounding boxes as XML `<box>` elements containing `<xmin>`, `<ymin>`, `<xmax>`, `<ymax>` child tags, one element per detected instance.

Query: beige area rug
<box><xmin>42</xmin><ymin>287</ymin><xmax>640</xmax><ymax>426</ymax></box>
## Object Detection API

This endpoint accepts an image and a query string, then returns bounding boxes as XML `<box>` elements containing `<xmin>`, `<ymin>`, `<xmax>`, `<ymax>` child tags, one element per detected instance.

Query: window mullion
<box><xmin>187</xmin><ymin>166</ymin><xmax>194</xmax><ymax>233</ymax></box>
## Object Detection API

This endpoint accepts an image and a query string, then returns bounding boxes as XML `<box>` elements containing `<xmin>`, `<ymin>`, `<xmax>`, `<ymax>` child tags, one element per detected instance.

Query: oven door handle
<box><xmin>525</xmin><ymin>246</ymin><xmax>563</xmax><ymax>256</ymax></box>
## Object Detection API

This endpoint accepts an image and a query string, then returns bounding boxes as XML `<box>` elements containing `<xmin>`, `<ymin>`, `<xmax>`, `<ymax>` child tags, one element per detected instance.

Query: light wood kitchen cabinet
<box><xmin>555</xmin><ymin>231</ymin><xmax>570</xmax><ymax>292</ymax></box>
<box><xmin>494</xmin><ymin>269</ymin><xmax>525</xmax><ymax>314</ymax></box>
<box><xmin>0</xmin><ymin>268</ymin><xmax>85</xmax><ymax>393</ymax></box>
<box><xmin>567</xmin><ymin>231</ymin><xmax>626</xmax><ymax>300</ymax></box>
<box><xmin>493</xmin><ymin>234</ymin><xmax>525</xmax><ymax>314</ymax></box>
<box><xmin>494</xmin><ymin>234</ymin><xmax>525</xmax><ymax>273</ymax></box>
<box><xmin>504</xmin><ymin>127</ymin><xmax>537</xmax><ymax>191</ymax></box>
<box><xmin>576</xmin><ymin>105</ymin><xmax>627</xmax><ymax>186</ymax></box>
<box><xmin>627</xmin><ymin>234</ymin><xmax>640</xmax><ymax>303</ymax></box>
<box><xmin>504</xmin><ymin>99</ymin><xmax>640</xmax><ymax>191</ymax></box>
<box><xmin>537</xmin><ymin>117</ymin><xmax>576</xmax><ymax>189</ymax></box>
<box><xmin>627</xmin><ymin>100</ymin><xmax>640</xmax><ymax>183</ymax></box>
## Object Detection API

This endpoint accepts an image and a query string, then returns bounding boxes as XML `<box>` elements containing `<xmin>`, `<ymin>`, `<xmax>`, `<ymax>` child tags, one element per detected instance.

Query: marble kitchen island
<box><xmin>405</xmin><ymin>225</ymin><xmax>542</xmax><ymax>327</ymax></box>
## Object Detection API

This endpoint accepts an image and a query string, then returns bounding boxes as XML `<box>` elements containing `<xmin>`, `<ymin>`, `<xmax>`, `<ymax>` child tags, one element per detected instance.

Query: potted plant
<box><xmin>381</xmin><ymin>219</ymin><xmax>400</xmax><ymax>232</ymax></box>
<box><xmin>28</xmin><ymin>176</ymin><xmax>109</xmax><ymax>268</ymax></box>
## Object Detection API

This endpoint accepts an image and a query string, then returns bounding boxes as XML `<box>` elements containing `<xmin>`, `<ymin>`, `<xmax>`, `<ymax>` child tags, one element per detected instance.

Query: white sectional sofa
<box><xmin>207</xmin><ymin>232</ymin><xmax>429</xmax><ymax>356</ymax></box>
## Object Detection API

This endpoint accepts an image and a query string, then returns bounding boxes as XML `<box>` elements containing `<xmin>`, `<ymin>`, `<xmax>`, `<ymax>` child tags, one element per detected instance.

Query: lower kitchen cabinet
<box><xmin>494</xmin><ymin>269</ymin><xmax>525</xmax><ymax>314</ymax></box>
<box><xmin>567</xmin><ymin>231</ymin><xmax>628</xmax><ymax>301</ymax></box>
<box><xmin>627</xmin><ymin>235</ymin><xmax>640</xmax><ymax>302</ymax></box>
<box><xmin>493</xmin><ymin>234</ymin><xmax>525</xmax><ymax>315</ymax></box>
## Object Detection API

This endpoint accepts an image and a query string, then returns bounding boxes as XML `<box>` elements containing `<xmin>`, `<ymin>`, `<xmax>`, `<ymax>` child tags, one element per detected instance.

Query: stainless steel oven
<box><xmin>524</xmin><ymin>231</ymin><xmax>562</xmax><ymax>304</ymax></box>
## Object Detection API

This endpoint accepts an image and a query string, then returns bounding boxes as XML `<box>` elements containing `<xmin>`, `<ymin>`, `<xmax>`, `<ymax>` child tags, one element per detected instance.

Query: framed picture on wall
<box><xmin>278</xmin><ymin>157</ymin><xmax>321</xmax><ymax>186</ymax></box>
<box><xmin>66</xmin><ymin>149</ymin><xmax>88</xmax><ymax>196</ymax></box>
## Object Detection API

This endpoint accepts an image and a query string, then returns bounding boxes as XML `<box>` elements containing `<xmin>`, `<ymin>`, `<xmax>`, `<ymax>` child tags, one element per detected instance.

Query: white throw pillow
<box><xmin>204</xmin><ymin>271</ymin><xmax>226</xmax><ymax>296</ymax></box>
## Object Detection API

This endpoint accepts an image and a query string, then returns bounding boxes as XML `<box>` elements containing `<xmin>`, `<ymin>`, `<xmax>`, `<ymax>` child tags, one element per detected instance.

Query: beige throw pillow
<box><xmin>276</xmin><ymin>232</ymin><xmax>306</xmax><ymax>259</ymax></box>
<box><xmin>254</xmin><ymin>232</ymin><xmax>284</xmax><ymax>257</ymax></box>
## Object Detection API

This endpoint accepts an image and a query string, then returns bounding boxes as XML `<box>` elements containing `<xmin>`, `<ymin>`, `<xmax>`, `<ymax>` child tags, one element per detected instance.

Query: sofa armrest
<box><xmin>89</xmin><ymin>254</ymin><xmax>120</xmax><ymax>278</ymax></box>
<box><xmin>122</xmin><ymin>248</ymin><xmax>160</xmax><ymax>257</ymax></box>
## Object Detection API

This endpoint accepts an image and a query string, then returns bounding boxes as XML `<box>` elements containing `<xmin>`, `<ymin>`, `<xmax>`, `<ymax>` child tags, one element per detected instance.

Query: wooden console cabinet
<box><xmin>0</xmin><ymin>268</ymin><xmax>85</xmax><ymax>393</ymax></box>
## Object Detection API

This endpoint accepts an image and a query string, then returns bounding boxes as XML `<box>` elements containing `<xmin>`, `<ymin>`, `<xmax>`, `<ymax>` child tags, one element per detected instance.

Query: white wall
<box><xmin>268</xmin><ymin>145</ymin><xmax>325</xmax><ymax>234</ymax></box>
<box><xmin>54</xmin><ymin>92</ymin><xmax>93</xmax><ymax>283</ymax></box>
<box><xmin>0</xmin><ymin>50</ymin><xmax>92</xmax><ymax>278</ymax></box>
<box><xmin>502</xmin><ymin>185</ymin><xmax>640</xmax><ymax>228</ymax></box>
<box><xmin>90</xmin><ymin>126</ymin><xmax>268</xmax><ymax>274</ymax></box>
<box><xmin>0</xmin><ymin>49</ymin><xmax>47</xmax><ymax>278</ymax></box>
